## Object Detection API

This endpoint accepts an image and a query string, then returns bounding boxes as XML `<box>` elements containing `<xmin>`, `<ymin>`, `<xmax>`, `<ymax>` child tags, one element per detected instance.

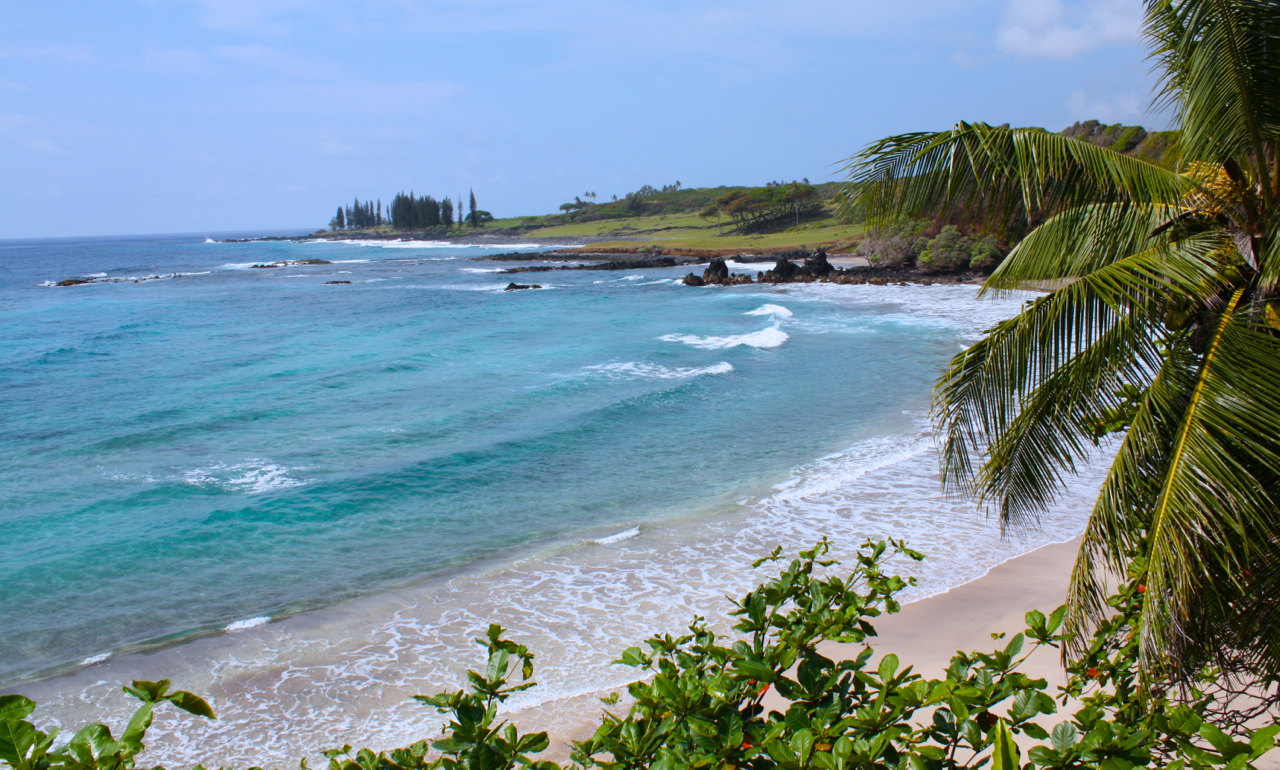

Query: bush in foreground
<box><xmin>3</xmin><ymin>540</ymin><xmax>1277</xmax><ymax>769</ymax></box>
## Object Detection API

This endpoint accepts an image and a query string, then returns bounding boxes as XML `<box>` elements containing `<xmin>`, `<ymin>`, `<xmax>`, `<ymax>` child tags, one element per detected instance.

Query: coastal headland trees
<box><xmin>328</xmin><ymin>191</ymin><xmax>486</xmax><ymax>232</ymax></box>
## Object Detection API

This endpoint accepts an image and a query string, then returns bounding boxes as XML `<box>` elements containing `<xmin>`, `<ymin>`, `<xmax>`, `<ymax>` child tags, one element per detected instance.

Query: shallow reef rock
<box><xmin>687</xmin><ymin>257</ymin><xmax>753</xmax><ymax>286</ymax></box>
<box><xmin>251</xmin><ymin>259</ymin><xmax>333</xmax><ymax>269</ymax></box>
<box><xmin>681</xmin><ymin>247</ymin><xmax>978</xmax><ymax>288</ymax></box>
<box><xmin>803</xmin><ymin>249</ymin><xmax>834</xmax><ymax>277</ymax></box>
<box><xmin>504</xmin><ymin>282</ymin><xmax>542</xmax><ymax>291</ymax></box>
<box><xmin>704</xmin><ymin>258</ymin><xmax>729</xmax><ymax>283</ymax></box>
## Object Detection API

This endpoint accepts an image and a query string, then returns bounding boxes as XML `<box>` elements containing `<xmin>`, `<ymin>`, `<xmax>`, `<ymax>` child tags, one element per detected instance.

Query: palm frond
<box><xmin>1069</xmin><ymin>289</ymin><xmax>1280</xmax><ymax>679</ymax></box>
<box><xmin>983</xmin><ymin>202</ymin><xmax>1194</xmax><ymax>289</ymax></box>
<box><xmin>1145</xmin><ymin>0</ymin><xmax>1280</xmax><ymax>202</ymax></box>
<box><xmin>840</xmin><ymin>123</ymin><xmax>1191</xmax><ymax>236</ymax></box>
<box><xmin>972</xmin><ymin>307</ymin><xmax>1161</xmax><ymax>530</ymax></box>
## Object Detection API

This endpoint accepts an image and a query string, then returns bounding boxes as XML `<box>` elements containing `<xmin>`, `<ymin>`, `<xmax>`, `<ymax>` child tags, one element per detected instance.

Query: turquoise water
<box><xmin>3</xmin><ymin>234</ymin><xmax>1102</xmax><ymax>763</ymax></box>
<box><xmin>0</xmin><ymin>234</ymin><xmax>950</xmax><ymax>682</ymax></box>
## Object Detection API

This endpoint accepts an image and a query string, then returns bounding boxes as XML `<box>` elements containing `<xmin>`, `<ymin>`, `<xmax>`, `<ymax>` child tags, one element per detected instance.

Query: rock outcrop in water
<box><xmin>686</xmin><ymin>258</ymin><xmax>752</xmax><ymax>286</ymax></box>
<box><xmin>251</xmin><ymin>259</ymin><xmax>333</xmax><ymax>269</ymax></box>
<box><xmin>504</xmin><ymin>282</ymin><xmax>542</xmax><ymax>291</ymax></box>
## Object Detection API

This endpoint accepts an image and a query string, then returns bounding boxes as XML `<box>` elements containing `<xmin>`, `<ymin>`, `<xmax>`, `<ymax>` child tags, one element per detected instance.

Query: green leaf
<box><xmin>1051</xmin><ymin>722</ymin><xmax>1079</xmax><ymax>753</ymax></box>
<box><xmin>877</xmin><ymin>654</ymin><xmax>899</xmax><ymax>682</ymax></box>
<box><xmin>120</xmin><ymin>703</ymin><xmax>154</xmax><ymax>753</ymax></box>
<box><xmin>1249</xmin><ymin>724</ymin><xmax>1280</xmax><ymax>757</ymax></box>
<box><xmin>0</xmin><ymin>697</ymin><xmax>35</xmax><ymax>724</ymax></box>
<box><xmin>0</xmin><ymin>718</ymin><xmax>39</xmax><ymax>766</ymax></box>
<box><xmin>991</xmin><ymin>719</ymin><xmax>1020</xmax><ymax>770</ymax></box>
<box><xmin>1198</xmin><ymin>722</ymin><xmax>1236</xmax><ymax>754</ymax></box>
<box><xmin>165</xmin><ymin>691</ymin><xmax>216</xmax><ymax>720</ymax></box>
<box><xmin>734</xmin><ymin>659</ymin><xmax>778</xmax><ymax>684</ymax></box>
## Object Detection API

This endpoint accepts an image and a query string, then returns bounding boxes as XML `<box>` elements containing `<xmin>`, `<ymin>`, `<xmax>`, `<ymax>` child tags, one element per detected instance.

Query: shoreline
<box><xmin>822</xmin><ymin>537</ymin><xmax>1079</xmax><ymax>680</ymax></box>
<box><xmin>531</xmin><ymin>537</ymin><xmax>1086</xmax><ymax>763</ymax></box>
<box><xmin>8</xmin><ymin>260</ymin><xmax>1089</xmax><ymax>767</ymax></box>
<box><xmin>16</xmin><ymin>423</ymin><xmax>1101</xmax><ymax>768</ymax></box>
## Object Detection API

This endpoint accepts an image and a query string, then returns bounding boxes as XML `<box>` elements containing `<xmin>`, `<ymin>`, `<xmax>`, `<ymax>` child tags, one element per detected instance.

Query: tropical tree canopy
<box><xmin>841</xmin><ymin>0</ymin><xmax>1280</xmax><ymax>687</ymax></box>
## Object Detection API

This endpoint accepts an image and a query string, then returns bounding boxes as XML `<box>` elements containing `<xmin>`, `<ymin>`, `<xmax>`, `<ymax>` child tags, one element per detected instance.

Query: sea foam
<box><xmin>582</xmin><ymin>361</ymin><xmax>734</xmax><ymax>380</ymax></box>
<box><xmin>225</xmin><ymin>616</ymin><xmax>271</xmax><ymax>632</ymax></box>
<box><xmin>744</xmin><ymin>303</ymin><xmax>793</xmax><ymax>319</ymax></box>
<box><xmin>589</xmin><ymin>526</ymin><xmax>641</xmax><ymax>545</ymax></box>
<box><xmin>659</xmin><ymin>326</ymin><xmax>789</xmax><ymax>350</ymax></box>
<box><xmin>182</xmin><ymin>460</ymin><xmax>305</xmax><ymax>495</ymax></box>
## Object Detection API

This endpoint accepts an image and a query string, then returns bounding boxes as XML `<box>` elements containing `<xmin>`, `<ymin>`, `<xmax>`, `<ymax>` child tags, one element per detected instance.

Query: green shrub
<box><xmin>967</xmin><ymin>234</ymin><xmax>1003</xmax><ymax>271</ymax></box>
<box><xmin>917</xmin><ymin>226</ymin><xmax>970</xmax><ymax>273</ymax></box>
<box><xmin>4</xmin><ymin>540</ymin><xmax>1277</xmax><ymax>769</ymax></box>
<box><xmin>861</xmin><ymin>221</ymin><xmax>929</xmax><ymax>267</ymax></box>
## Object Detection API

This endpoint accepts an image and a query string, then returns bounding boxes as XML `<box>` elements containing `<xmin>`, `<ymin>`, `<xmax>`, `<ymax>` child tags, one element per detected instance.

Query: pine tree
<box><xmin>469</xmin><ymin>189</ymin><xmax>477</xmax><ymax>227</ymax></box>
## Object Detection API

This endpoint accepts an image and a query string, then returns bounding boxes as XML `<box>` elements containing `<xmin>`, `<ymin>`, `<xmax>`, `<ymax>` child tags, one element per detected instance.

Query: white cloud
<box><xmin>0</xmin><ymin>45</ymin><xmax>95</xmax><ymax>65</ymax></box>
<box><xmin>190</xmin><ymin>0</ymin><xmax>311</xmax><ymax>32</ymax></box>
<box><xmin>23</xmin><ymin>138</ymin><xmax>68</xmax><ymax>156</ymax></box>
<box><xmin>315</xmin><ymin>138</ymin><xmax>356</xmax><ymax>156</ymax></box>
<box><xmin>234</xmin><ymin>79</ymin><xmax>464</xmax><ymax>117</ymax></box>
<box><xmin>139</xmin><ymin>48</ymin><xmax>215</xmax><ymax>75</ymax></box>
<box><xmin>997</xmin><ymin>0</ymin><xmax>1141</xmax><ymax>59</ymax></box>
<box><xmin>0</xmin><ymin>114</ymin><xmax>30</xmax><ymax>133</ymax></box>
<box><xmin>212</xmin><ymin>44</ymin><xmax>338</xmax><ymax>79</ymax></box>
<box><xmin>1066</xmin><ymin>89</ymin><xmax>1144</xmax><ymax>122</ymax></box>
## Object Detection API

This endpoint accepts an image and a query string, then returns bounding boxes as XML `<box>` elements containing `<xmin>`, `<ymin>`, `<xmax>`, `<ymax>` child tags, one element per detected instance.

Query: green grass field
<box><xmin>489</xmin><ymin>209</ymin><xmax>865</xmax><ymax>252</ymax></box>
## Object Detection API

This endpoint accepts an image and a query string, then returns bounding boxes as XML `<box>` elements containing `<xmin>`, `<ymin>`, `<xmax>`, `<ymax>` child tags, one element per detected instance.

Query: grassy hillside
<box><xmin>477</xmin><ymin>180</ymin><xmax>863</xmax><ymax>253</ymax></box>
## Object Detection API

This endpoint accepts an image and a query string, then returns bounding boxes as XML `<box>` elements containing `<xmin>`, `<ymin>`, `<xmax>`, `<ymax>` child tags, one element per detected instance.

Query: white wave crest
<box><xmin>182</xmin><ymin>459</ymin><xmax>305</xmax><ymax>495</ymax></box>
<box><xmin>658</xmin><ymin>326</ymin><xmax>789</xmax><ymax>350</ymax></box>
<box><xmin>589</xmin><ymin>527</ymin><xmax>640</xmax><ymax>545</ymax></box>
<box><xmin>744</xmin><ymin>303</ymin><xmax>793</xmax><ymax>319</ymax></box>
<box><xmin>79</xmin><ymin>652</ymin><xmax>111</xmax><ymax>666</ymax></box>
<box><xmin>583</xmin><ymin>361</ymin><xmax>734</xmax><ymax>381</ymax></box>
<box><xmin>334</xmin><ymin>239</ymin><xmax>550</xmax><ymax>250</ymax></box>
<box><xmin>204</xmin><ymin>238</ymin><xmax>217</xmax><ymax>244</ymax></box>
<box><xmin>225</xmin><ymin>616</ymin><xmax>271</xmax><ymax>632</ymax></box>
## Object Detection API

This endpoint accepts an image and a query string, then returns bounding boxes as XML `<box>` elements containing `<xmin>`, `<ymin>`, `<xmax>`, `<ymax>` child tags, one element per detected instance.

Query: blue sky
<box><xmin>3</xmin><ymin>0</ymin><xmax>1165</xmax><ymax>238</ymax></box>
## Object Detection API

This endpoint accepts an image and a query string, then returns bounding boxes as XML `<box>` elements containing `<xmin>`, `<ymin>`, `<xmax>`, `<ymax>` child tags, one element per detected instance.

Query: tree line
<box><xmin>328</xmin><ymin>190</ymin><xmax>491</xmax><ymax>232</ymax></box>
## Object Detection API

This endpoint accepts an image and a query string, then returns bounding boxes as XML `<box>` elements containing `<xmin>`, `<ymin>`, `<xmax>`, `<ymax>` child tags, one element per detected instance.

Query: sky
<box><xmin>2</xmin><ymin>0</ymin><xmax>1168</xmax><ymax>238</ymax></box>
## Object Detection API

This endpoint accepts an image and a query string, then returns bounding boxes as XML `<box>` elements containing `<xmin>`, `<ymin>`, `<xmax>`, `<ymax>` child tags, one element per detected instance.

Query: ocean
<box><xmin>1</xmin><ymin>232</ymin><xmax>1101</xmax><ymax>765</ymax></box>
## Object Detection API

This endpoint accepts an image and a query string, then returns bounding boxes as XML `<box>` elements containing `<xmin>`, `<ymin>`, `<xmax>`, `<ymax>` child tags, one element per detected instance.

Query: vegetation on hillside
<box><xmin>327</xmin><ymin>190</ymin><xmax>490</xmax><ymax>232</ymax></box>
<box><xmin>839</xmin><ymin>121</ymin><xmax>1182</xmax><ymax>274</ymax></box>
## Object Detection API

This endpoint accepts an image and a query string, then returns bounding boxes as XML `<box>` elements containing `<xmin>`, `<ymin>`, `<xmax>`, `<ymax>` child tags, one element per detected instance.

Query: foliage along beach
<box><xmin>8</xmin><ymin>1</ymin><xmax>1280</xmax><ymax>769</ymax></box>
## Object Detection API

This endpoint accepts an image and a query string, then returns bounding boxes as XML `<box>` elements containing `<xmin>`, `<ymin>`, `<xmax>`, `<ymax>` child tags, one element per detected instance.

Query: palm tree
<box><xmin>841</xmin><ymin>0</ymin><xmax>1280</xmax><ymax>685</ymax></box>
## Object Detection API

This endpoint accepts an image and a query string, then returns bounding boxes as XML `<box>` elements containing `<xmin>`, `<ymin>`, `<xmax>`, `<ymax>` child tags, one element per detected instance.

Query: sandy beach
<box><xmin>828</xmin><ymin>537</ymin><xmax>1077</xmax><ymax>683</ymax></box>
<box><xmin>520</xmin><ymin>538</ymin><xmax>1083</xmax><ymax>762</ymax></box>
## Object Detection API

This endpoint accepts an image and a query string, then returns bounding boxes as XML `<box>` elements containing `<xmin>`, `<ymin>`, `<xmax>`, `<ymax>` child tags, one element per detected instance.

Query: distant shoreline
<box><xmin>221</xmin><ymin>231</ymin><xmax>612</xmax><ymax>247</ymax></box>
<box><xmin>218</xmin><ymin>231</ymin><xmax>988</xmax><ymax>286</ymax></box>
